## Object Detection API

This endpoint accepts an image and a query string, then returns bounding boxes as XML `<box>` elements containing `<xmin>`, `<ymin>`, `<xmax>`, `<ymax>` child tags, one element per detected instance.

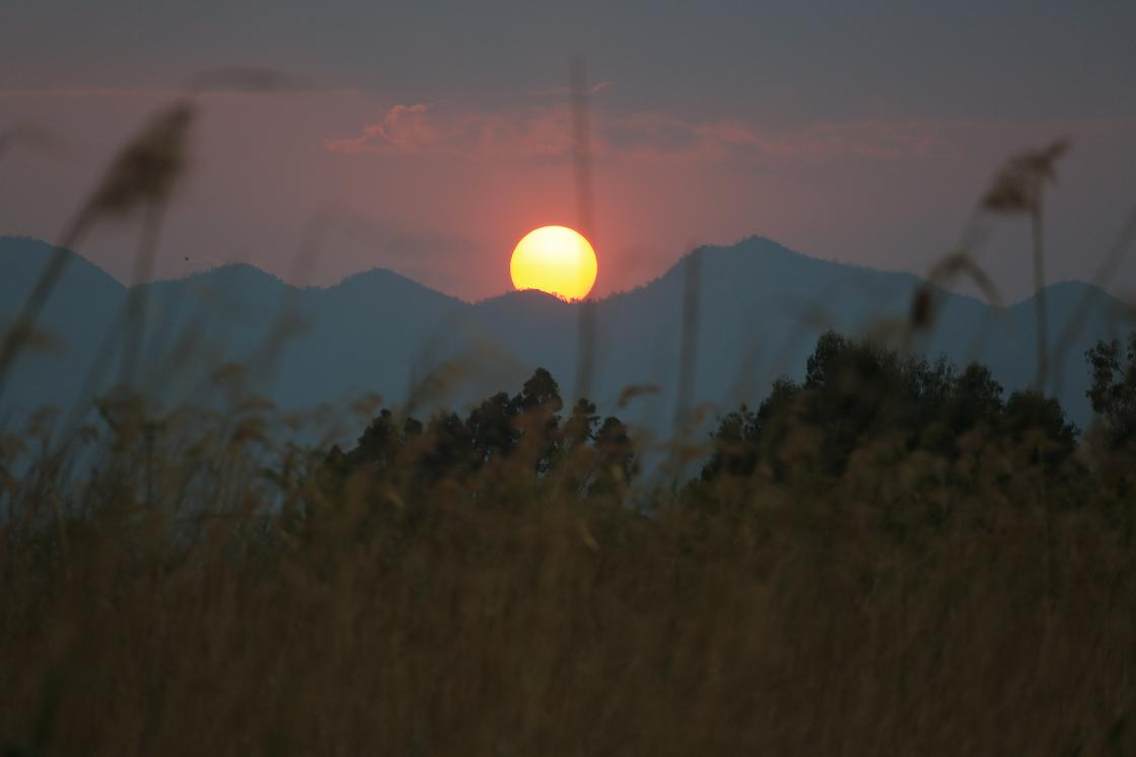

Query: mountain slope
<box><xmin>0</xmin><ymin>235</ymin><xmax>1123</xmax><ymax>432</ymax></box>
<box><xmin>0</xmin><ymin>237</ymin><xmax>125</xmax><ymax>415</ymax></box>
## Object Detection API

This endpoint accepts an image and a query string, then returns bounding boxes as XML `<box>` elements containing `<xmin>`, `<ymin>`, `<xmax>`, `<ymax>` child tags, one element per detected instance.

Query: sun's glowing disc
<box><xmin>509</xmin><ymin>225</ymin><xmax>597</xmax><ymax>301</ymax></box>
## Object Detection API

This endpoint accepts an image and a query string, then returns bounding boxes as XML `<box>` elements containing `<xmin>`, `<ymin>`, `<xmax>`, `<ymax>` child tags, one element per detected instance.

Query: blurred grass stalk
<box><xmin>571</xmin><ymin>56</ymin><xmax>598</xmax><ymax>405</ymax></box>
<box><xmin>981</xmin><ymin>138</ymin><xmax>1070</xmax><ymax>392</ymax></box>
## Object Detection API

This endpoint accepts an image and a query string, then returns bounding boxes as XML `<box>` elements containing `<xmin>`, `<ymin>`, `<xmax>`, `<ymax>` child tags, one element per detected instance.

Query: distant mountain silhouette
<box><xmin>0</xmin><ymin>235</ymin><xmax>1124</xmax><ymax>433</ymax></box>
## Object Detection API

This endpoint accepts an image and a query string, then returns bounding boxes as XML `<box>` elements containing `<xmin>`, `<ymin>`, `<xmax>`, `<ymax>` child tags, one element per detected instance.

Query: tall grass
<box><xmin>1</xmin><ymin>400</ymin><xmax>1135</xmax><ymax>755</ymax></box>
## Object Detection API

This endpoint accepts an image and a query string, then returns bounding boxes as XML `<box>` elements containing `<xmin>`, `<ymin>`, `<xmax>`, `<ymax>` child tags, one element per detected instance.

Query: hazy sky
<box><xmin>2</xmin><ymin>0</ymin><xmax>1134</xmax><ymax>300</ymax></box>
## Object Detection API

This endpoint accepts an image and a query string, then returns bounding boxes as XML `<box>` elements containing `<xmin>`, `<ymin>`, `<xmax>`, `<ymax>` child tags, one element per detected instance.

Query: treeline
<box><xmin>324</xmin><ymin>367</ymin><xmax>635</xmax><ymax>495</ymax></box>
<box><xmin>327</xmin><ymin>330</ymin><xmax>1136</xmax><ymax>502</ymax></box>
<box><xmin>702</xmin><ymin>331</ymin><xmax>1077</xmax><ymax>481</ymax></box>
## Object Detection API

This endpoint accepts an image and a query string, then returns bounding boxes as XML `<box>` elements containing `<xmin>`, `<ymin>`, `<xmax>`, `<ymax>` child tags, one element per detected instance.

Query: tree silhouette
<box><xmin>563</xmin><ymin>398</ymin><xmax>599</xmax><ymax>449</ymax></box>
<box><xmin>467</xmin><ymin>391</ymin><xmax>520</xmax><ymax>464</ymax></box>
<box><xmin>329</xmin><ymin>333</ymin><xmax>1102</xmax><ymax>497</ymax></box>
<box><xmin>347</xmin><ymin>409</ymin><xmax>402</xmax><ymax>470</ymax></box>
<box><xmin>418</xmin><ymin>411</ymin><xmax>475</xmax><ymax>480</ymax></box>
<box><xmin>590</xmin><ymin>415</ymin><xmax>637</xmax><ymax>495</ymax></box>
<box><xmin>516</xmin><ymin>367</ymin><xmax>563</xmax><ymax>414</ymax></box>
<box><xmin>1087</xmin><ymin>335</ymin><xmax>1136</xmax><ymax>449</ymax></box>
<box><xmin>333</xmin><ymin>367</ymin><xmax>639</xmax><ymax>486</ymax></box>
<box><xmin>1002</xmin><ymin>390</ymin><xmax>1077</xmax><ymax>468</ymax></box>
<box><xmin>703</xmin><ymin>331</ymin><xmax>1079</xmax><ymax>482</ymax></box>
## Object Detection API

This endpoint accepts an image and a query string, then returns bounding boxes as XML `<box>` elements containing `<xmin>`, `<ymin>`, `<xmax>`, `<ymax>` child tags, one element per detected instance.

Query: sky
<box><xmin>1</xmin><ymin>0</ymin><xmax>1134</xmax><ymax>301</ymax></box>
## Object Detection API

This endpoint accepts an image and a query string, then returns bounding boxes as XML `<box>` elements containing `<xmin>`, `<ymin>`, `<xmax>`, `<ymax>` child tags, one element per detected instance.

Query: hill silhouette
<box><xmin>0</xmin><ymin>234</ymin><xmax>1123</xmax><ymax>431</ymax></box>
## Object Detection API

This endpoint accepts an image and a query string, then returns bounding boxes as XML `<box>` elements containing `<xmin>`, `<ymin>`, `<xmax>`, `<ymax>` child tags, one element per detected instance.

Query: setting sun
<box><xmin>510</xmin><ymin>225</ymin><xmax>598</xmax><ymax>301</ymax></box>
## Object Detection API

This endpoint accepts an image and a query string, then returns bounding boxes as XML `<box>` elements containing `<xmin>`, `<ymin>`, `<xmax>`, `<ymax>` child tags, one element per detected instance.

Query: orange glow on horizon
<box><xmin>509</xmin><ymin>225</ymin><xmax>598</xmax><ymax>301</ymax></box>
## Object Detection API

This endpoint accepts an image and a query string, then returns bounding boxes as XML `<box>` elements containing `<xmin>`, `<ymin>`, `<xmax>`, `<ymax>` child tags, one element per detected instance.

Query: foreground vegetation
<box><xmin>3</xmin><ymin>332</ymin><xmax>1136</xmax><ymax>755</ymax></box>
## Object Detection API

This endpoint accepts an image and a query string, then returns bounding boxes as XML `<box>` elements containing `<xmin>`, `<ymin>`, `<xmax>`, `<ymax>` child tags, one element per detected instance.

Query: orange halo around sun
<box><xmin>509</xmin><ymin>225</ymin><xmax>598</xmax><ymax>301</ymax></box>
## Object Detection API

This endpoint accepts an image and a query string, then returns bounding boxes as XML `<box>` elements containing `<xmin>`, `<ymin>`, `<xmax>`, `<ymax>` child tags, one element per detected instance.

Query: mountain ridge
<box><xmin>0</xmin><ymin>233</ymin><xmax>1095</xmax><ymax>311</ymax></box>
<box><xmin>0</xmin><ymin>234</ymin><xmax>1123</xmax><ymax>434</ymax></box>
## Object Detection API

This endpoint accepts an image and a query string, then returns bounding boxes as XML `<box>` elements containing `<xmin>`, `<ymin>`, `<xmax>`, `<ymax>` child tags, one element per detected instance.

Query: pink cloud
<box><xmin>324</xmin><ymin>103</ymin><xmax>438</xmax><ymax>154</ymax></box>
<box><xmin>326</xmin><ymin>103</ymin><xmax>946</xmax><ymax>167</ymax></box>
<box><xmin>325</xmin><ymin>102</ymin><xmax>574</xmax><ymax>161</ymax></box>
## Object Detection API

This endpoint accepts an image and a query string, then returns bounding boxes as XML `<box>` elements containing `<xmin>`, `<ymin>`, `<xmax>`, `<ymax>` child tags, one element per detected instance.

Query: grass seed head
<box><xmin>982</xmin><ymin>138</ymin><xmax>1071</xmax><ymax>214</ymax></box>
<box><xmin>84</xmin><ymin>100</ymin><xmax>195</xmax><ymax>222</ymax></box>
